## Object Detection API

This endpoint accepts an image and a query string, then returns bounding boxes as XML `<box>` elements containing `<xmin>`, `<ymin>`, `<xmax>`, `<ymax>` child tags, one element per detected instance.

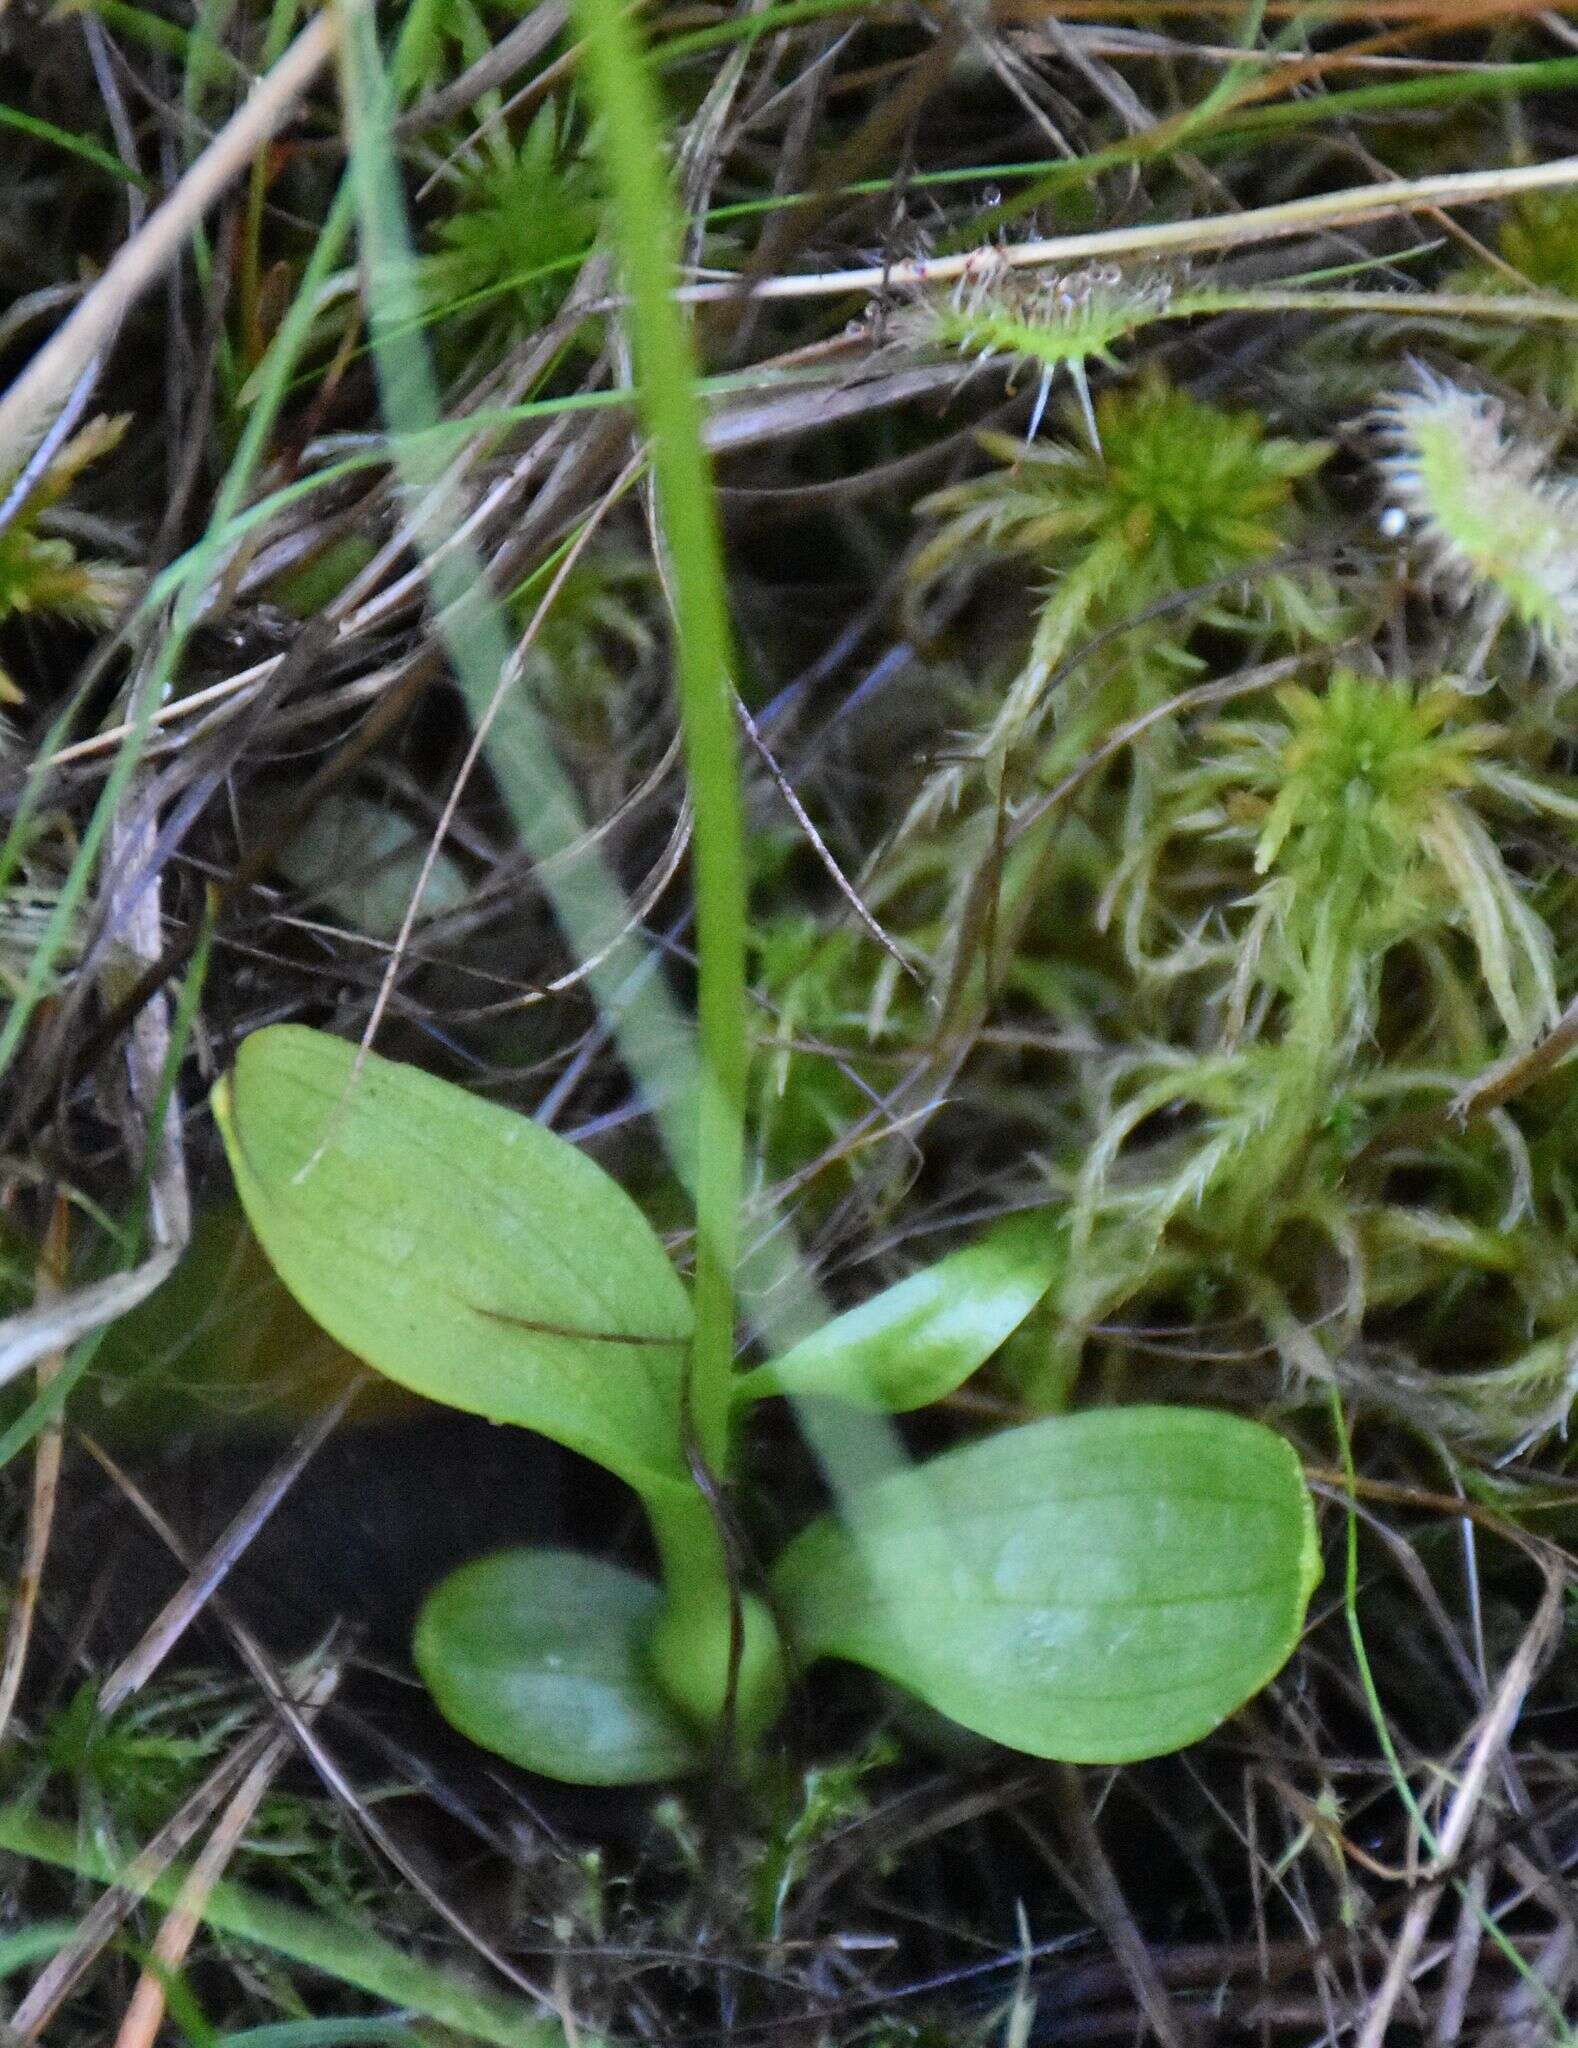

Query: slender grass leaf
<box><xmin>214</xmin><ymin>1025</ymin><xmax>692</xmax><ymax>1492</ymax></box>
<box><xmin>0</xmin><ymin>1922</ymin><xmax>77</xmax><ymax>1978</ymax></box>
<box><xmin>736</xmin><ymin>1214</ymin><xmax>1065</xmax><ymax>1413</ymax></box>
<box><xmin>219</xmin><ymin>2026</ymin><xmax>424</xmax><ymax>2046</ymax></box>
<box><xmin>0</xmin><ymin>1804</ymin><xmax>570</xmax><ymax>2048</ymax></box>
<box><xmin>61</xmin><ymin>0</ymin><xmax>196</xmax><ymax>57</ymax></box>
<box><xmin>414</xmin><ymin>1548</ymin><xmax>699</xmax><ymax>1784</ymax></box>
<box><xmin>0</xmin><ymin>106</ymin><xmax>151</xmax><ymax>187</ymax></box>
<box><xmin>773</xmin><ymin>1406</ymin><xmax>1321</xmax><ymax>1764</ymax></box>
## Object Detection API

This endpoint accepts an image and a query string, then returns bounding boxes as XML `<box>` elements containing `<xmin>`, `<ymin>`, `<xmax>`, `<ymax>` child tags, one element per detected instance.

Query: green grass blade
<box><xmin>218</xmin><ymin>2024</ymin><xmax>425</xmax><ymax>2045</ymax></box>
<box><xmin>0</xmin><ymin>1804</ymin><xmax>578</xmax><ymax>2048</ymax></box>
<box><xmin>0</xmin><ymin>105</ymin><xmax>150</xmax><ymax>188</ymax></box>
<box><xmin>331</xmin><ymin>3</ymin><xmax>705</xmax><ymax>1166</ymax></box>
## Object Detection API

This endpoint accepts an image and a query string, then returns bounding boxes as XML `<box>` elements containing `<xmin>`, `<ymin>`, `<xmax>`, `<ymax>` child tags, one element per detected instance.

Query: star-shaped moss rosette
<box><xmin>423</xmin><ymin>105</ymin><xmax>599</xmax><ymax>359</ymax></box>
<box><xmin>1128</xmin><ymin>667</ymin><xmax>1567</xmax><ymax>1054</ymax></box>
<box><xmin>894</xmin><ymin>374</ymin><xmax>1334</xmax><ymax>854</ymax></box>
<box><xmin>914</xmin><ymin>375</ymin><xmax>1332</xmax><ymax>748</ymax></box>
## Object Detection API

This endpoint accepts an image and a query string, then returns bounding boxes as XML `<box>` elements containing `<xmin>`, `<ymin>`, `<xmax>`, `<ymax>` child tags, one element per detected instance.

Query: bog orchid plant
<box><xmin>214</xmin><ymin>1027</ymin><xmax>1320</xmax><ymax>1783</ymax></box>
<box><xmin>203</xmin><ymin>10</ymin><xmax>1327</xmax><ymax>1791</ymax></box>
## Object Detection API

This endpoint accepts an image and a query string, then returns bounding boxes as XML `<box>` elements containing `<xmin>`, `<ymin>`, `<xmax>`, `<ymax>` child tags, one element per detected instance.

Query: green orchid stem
<box><xmin>646</xmin><ymin>1481</ymin><xmax>730</xmax><ymax>1616</ymax></box>
<box><xmin>643</xmin><ymin>1482</ymin><xmax>786</xmax><ymax>1746</ymax></box>
<box><xmin>568</xmin><ymin>0</ymin><xmax>746</xmax><ymax>1482</ymax></box>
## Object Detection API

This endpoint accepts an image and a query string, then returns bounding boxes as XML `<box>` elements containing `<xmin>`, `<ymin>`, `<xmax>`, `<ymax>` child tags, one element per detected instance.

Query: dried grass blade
<box><xmin>0</xmin><ymin>14</ymin><xmax>337</xmax><ymax>469</ymax></box>
<box><xmin>109</xmin><ymin>1661</ymin><xmax>342</xmax><ymax>2048</ymax></box>
<box><xmin>97</xmin><ymin>1381</ymin><xmax>365</xmax><ymax>1716</ymax></box>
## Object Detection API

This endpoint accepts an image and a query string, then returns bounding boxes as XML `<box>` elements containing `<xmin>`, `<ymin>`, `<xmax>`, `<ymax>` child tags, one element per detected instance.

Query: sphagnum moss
<box><xmin>422</xmin><ymin>103</ymin><xmax>600</xmax><ymax>362</ymax></box>
<box><xmin>887</xmin><ymin>374</ymin><xmax>1335</xmax><ymax>1016</ymax></box>
<box><xmin>1098</xmin><ymin>669</ymin><xmax>1529</xmax><ymax>1064</ymax></box>
<box><xmin>911</xmin><ymin>374</ymin><xmax>1332</xmax><ymax>739</ymax></box>
<box><xmin>1448</xmin><ymin>190</ymin><xmax>1578</xmax><ymax>412</ymax></box>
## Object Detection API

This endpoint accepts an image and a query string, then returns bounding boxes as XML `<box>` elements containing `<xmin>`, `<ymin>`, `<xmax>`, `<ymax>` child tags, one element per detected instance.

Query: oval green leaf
<box><xmin>772</xmin><ymin>1406</ymin><xmax>1321</xmax><ymax>1764</ymax></box>
<box><xmin>734</xmin><ymin>1215</ymin><xmax>1065</xmax><ymax>1413</ymax></box>
<box><xmin>213</xmin><ymin>1026</ymin><xmax>692</xmax><ymax>1492</ymax></box>
<box><xmin>414</xmin><ymin>1548</ymin><xmax>699</xmax><ymax>1784</ymax></box>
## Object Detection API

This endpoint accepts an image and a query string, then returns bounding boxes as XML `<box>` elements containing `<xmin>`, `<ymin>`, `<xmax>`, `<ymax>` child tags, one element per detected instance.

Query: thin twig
<box><xmin>97</xmin><ymin>1379</ymin><xmax>364</xmax><ymax>1715</ymax></box>
<box><xmin>736</xmin><ymin>694</ymin><xmax>921</xmax><ymax>986</ymax></box>
<box><xmin>1049</xmin><ymin>1766</ymin><xmax>1192</xmax><ymax>2048</ymax></box>
<box><xmin>675</xmin><ymin>153</ymin><xmax>1578</xmax><ymax>302</ymax></box>
<box><xmin>354</xmin><ymin>454</ymin><xmax>643</xmax><ymax>1070</ymax></box>
<box><xmin>82</xmin><ymin>1439</ymin><xmax>572</xmax><ymax>2018</ymax></box>
<box><xmin>1356</xmin><ymin>1564</ymin><xmax>1566</xmax><ymax>2048</ymax></box>
<box><xmin>394</xmin><ymin>0</ymin><xmax>569</xmax><ymax>132</ymax></box>
<box><xmin>109</xmin><ymin>1659</ymin><xmax>342</xmax><ymax>2048</ymax></box>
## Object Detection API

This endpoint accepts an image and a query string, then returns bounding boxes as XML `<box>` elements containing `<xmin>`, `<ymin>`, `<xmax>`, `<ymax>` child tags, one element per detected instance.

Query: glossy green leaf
<box><xmin>214</xmin><ymin>1026</ymin><xmax>692</xmax><ymax>1492</ymax></box>
<box><xmin>414</xmin><ymin>1549</ymin><xmax>698</xmax><ymax>1784</ymax></box>
<box><xmin>773</xmin><ymin>1406</ymin><xmax>1321</xmax><ymax>1764</ymax></box>
<box><xmin>735</xmin><ymin>1214</ymin><xmax>1064</xmax><ymax>1413</ymax></box>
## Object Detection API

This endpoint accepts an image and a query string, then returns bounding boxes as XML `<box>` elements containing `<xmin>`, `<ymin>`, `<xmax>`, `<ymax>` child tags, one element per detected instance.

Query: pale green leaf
<box><xmin>214</xmin><ymin>1025</ymin><xmax>692</xmax><ymax>1492</ymax></box>
<box><xmin>735</xmin><ymin>1214</ymin><xmax>1064</xmax><ymax>1413</ymax></box>
<box><xmin>414</xmin><ymin>1548</ymin><xmax>699</xmax><ymax>1784</ymax></box>
<box><xmin>773</xmin><ymin>1406</ymin><xmax>1320</xmax><ymax>1764</ymax></box>
<box><xmin>277</xmin><ymin>792</ymin><xmax>469</xmax><ymax>941</ymax></box>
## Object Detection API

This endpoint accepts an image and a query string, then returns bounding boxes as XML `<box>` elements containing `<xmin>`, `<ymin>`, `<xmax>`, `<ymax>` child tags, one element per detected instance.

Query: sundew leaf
<box><xmin>735</xmin><ymin>1214</ymin><xmax>1065</xmax><ymax>1413</ymax></box>
<box><xmin>773</xmin><ymin>1407</ymin><xmax>1321</xmax><ymax>1764</ymax></box>
<box><xmin>214</xmin><ymin>1026</ymin><xmax>693</xmax><ymax>1493</ymax></box>
<box><xmin>414</xmin><ymin>1548</ymin><xmax>699</xmax><ymax>1784</ymax></box>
